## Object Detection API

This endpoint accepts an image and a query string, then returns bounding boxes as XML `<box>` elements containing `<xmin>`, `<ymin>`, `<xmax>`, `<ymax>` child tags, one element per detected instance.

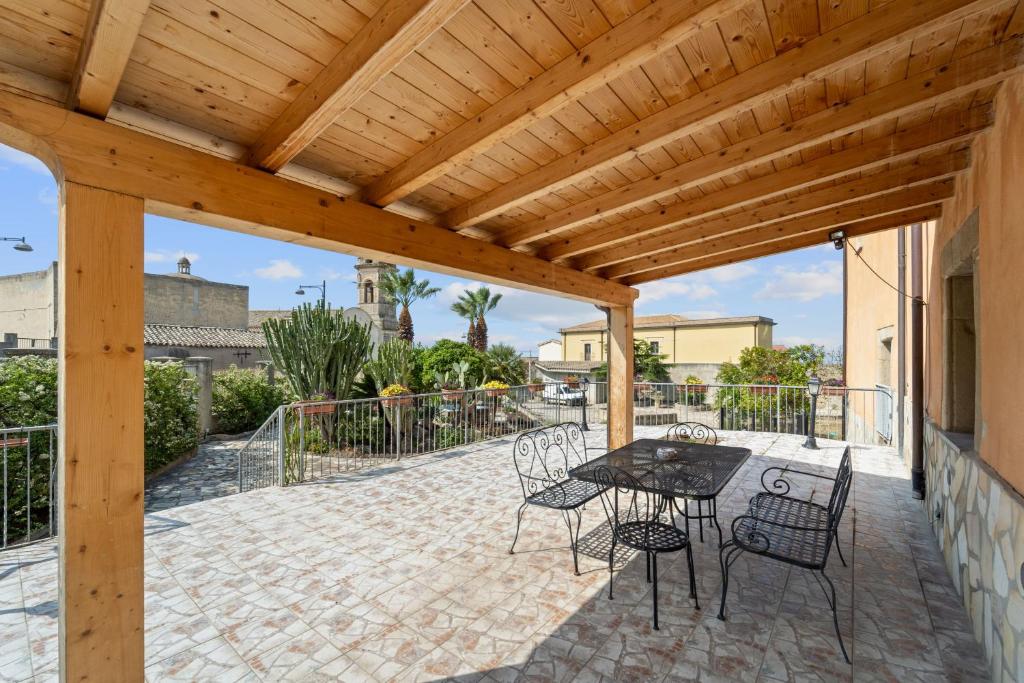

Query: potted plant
<box><xmin>379</xmin><ymin>384</ymin><xmax>414</xmax><ymax>408</ymax></box>
<box><xmin>299</xmin><ymin>393</ymin><xmax>335</xmax><ymax>416</ymax></box>
<box><xmin>751</xmin><ymin>374</ymin><xmax>779</xmax><ymax>396</ymax></box>
<box><xmin>434</xmin><ymin>369</ymin><xmax>465</xmax><ymax>401</ymax></box>
<box><xmin>635</xmin><ymin>375</ymin><xmax>651</xmax><ymax>392</ymax></box>
<box><xmin>822</xmin><ymin>378</ymin><xmax>846</xmax><ymax>396</ymax></box>
<box><xmin>564</xmin><ymin>375</ymin><xmax>580</xmax><ymax>389</ymax></box>
<box><xmin>680</xmin><ymin>375</ymin><xmax>707</xmax><ymax>406</ymax></box>
<box><xmin>483</xmin><ymin>380</ymin><xmax>510</xmax><ymax>397</ymax></box>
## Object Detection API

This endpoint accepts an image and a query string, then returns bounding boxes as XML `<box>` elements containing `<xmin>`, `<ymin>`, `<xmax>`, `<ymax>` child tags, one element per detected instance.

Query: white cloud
<box><xmin>254</xmin><ymin>259</ymin><xmax>302</xmax><ymax>280</ymax></box>
<box><xmin>321</xmin><ymin>267</ymin><xmax>355</xmax><ymax>282</ymax></box>
<box><xmin>755</xmin><ymin>262</ymin><xmax>842</xmax><ymax>302</ymax></box>
<box><xmin>433</xmin><ymin>279</ymin><xmax>595</xmax><ymax>329</ymax></box>
<box><xmin>635</xmin><ymin>278</ymin><xmax>717</xmax><ymax>304</ymax></box>
<box><xmin>777</xmin><ymin>335</ymin><xmax>839</xmax><ymax>348</ymax></box>
<box><xmin>705</xmin><ymin>263</ymin><xmax>757</xmax><ymax>283</ymax></box>
<box><xmin>145</xmin><ymin>250</ymin><xmax>200</xmax><ymax>265</ymax></box>
<box><xmin>679</xmin><ymin>310</ymin><xmax>727</xmax><ymax>319</ymax></box>
<box><xmin>0</xmin><ymin>144</ymin><xmax>51</xmax><ymax>175</ymax></box>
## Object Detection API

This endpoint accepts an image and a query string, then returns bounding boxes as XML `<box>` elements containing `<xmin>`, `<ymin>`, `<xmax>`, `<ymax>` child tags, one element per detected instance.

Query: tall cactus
<box><xmin>262</xmin><ymin>302</ymin><xmax>373</xmax><ymax>401</ymax></box>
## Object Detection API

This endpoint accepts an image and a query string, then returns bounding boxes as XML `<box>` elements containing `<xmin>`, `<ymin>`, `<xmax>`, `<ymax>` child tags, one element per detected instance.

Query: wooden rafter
<box><xmin>359</xmin><ymin>0</ymin><xmax>740</xmax><ymax>206</ymax></box>
<box><xmin>498</xmin><ymin>37</ymin><xmax>1024</xmax><ymax>247</ymax></box>
<box><xmin>623</xmin><ymin>205</ymin><xmax>945</xmax><ymax>284</ymax></box>
<box><xmin>539</xmin><ymin>106</ymin><xmax>992</xmax><ymax>262</ymax></box>
<box><xmin>0</xmin><ymin>91</ymin><xmax>635</xmax><ymax>306</ymax></box>
<box><xmin>589</xmin><ymin>154</ymin><xmax>969</xmax><ymax>275</ymax></box>
<box><xmin>601</xmin><ymin>179</ymin><xmax>956</xmax><ymax>280</ymax></box>
<box><xmin>246</xmin><ymin>0</ymin><xmax>467</xmax><ymax>172</ymax></box>
<box><xmin>66</xmin><ymin>0</ymin><xmax>150</xmax><ymax>117</ymax></box>
<box><xmin>443</xmin><ymin>0</ymin><xmax>1004</xmax><ymax>231</ymax></box>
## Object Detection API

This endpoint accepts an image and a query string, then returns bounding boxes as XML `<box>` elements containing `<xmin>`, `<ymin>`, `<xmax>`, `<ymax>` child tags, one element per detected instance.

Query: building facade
<box><xmin>554</xmin><ymin>314</ymin><xmax>774</xmax><ymax>383</ymax></box>
<box><xmin>843</xmin><ymin>73</ymin><xmax>1024</xmax><ymax>680</ymax></box>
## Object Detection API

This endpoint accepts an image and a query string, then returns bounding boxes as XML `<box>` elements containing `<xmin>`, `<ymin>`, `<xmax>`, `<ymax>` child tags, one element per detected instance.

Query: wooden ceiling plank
<box><xmin>538</xmin><ymin>105</ymin><xmax>991</xmax><ymax>260</ymax></box>
<box><xmin>587</xmin><ymin>153</ymin><xmax>968</xmax><ymax>273</ymax></box>
<box><xmin>623</xmin><ymin>204</ymin><xmax>943</xmax><ymax>283</ymax></box>
<box><xmin>246</xmin><ymin>0</ymin><xmax>467</xmax><ymax>172</ymax></box>
<box><xmin>501</xmin><ymin>37</ymin><xmax>1022</xmax><ymax>247</ymax></box>
<box><xmin>444</xmin><ymin>0</ymin><xmax>1005</xmax><ymax>230</ymax></box>
<box><xmin>360</xmin><ymin>0</ymin><xmax>742</xmax><ymax>207</ymax></box>
<box><xmin>67</xmin><ymin>0</ymin><xmax>151</xmax><ymax>117</ymax></box>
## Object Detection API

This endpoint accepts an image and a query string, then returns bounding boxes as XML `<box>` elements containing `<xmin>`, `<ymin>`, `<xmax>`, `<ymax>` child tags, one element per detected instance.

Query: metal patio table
<box><xmin>569</xmin><ymin>438</ymin><xmax>751</xmax><ymax>546</ymax></box>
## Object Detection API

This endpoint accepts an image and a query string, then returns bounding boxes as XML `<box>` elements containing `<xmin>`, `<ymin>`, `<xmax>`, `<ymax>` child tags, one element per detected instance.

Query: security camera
<box><xmin>828</xmin><ymin>229</ymin><xmax>846</xmax><ymax>251</ymax></box>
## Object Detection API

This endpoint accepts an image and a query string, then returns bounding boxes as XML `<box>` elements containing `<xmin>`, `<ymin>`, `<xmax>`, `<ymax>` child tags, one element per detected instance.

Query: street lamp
<box><xmin>2</xmin><ymin>236</ymin><xmax>32</xmax><ymax>252</ymax></box>
<box><xmin>803</xmin><ymin>375</ymin><xmax>822</xmax><ymax>449</ymax></box>
<box><xmin>295</xmin><ymin>279</ymin><xmax>327</xmax><ymax>305</ymax></box>
<box><xmin>580</xmin><ymin>376</ymin><xmax>590</xmax><ymax>431</ymax></box>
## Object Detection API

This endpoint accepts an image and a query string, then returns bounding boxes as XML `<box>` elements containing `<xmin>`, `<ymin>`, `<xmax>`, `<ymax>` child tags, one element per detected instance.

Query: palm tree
<box><xmin>469</xmin><ymin>286</ymin><xmax>502</xmax><ymax>351</ymax></box>
<box><xmin>450</xmin><ymin>294</ymin><xmax>478</xmax><ymax>348</ymax></box>
<box><xmin>377</xmin><ymin>268</ymin><xmax>440</xmax><ymax>343</ymax></box>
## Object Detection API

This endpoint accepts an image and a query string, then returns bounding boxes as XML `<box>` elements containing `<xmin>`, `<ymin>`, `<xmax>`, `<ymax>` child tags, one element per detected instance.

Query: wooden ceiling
<box><xmin>2</xmin><ymin>0</ymin><xmax>1022</xmax><ymax>286</ymax></box>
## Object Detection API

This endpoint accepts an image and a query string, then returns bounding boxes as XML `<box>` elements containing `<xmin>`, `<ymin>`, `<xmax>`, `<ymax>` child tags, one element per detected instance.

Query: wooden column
<box><xmin>58</xmin><ymin>182</ymin><xmax>145</xmax><ymax>681</ymax></box>
<box><xmin>607</xmin><ymin>304</ymin><xmax>634</xmax><ymax>449</ymax></box>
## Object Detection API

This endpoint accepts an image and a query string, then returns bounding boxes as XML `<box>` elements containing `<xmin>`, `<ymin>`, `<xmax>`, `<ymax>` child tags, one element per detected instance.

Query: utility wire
<box><xmin>848</xmin><ymin>243</ymin><xmax>927</xmax><ymax>305</ymax></box>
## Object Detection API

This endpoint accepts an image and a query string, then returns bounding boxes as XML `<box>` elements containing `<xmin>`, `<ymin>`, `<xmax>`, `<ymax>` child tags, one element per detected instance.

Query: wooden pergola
<box><xmin>0</xmin><ymin>0</ymin><xmax>1021</xmax><ymax>678</ymax></box>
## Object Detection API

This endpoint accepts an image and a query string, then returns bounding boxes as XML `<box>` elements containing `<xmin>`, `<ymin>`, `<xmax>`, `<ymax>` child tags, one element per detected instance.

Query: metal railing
<box><xmin>237</xmin><ymin>381</ymin><xmax>894</xmax><ymax>493</ymax></box>
<box><xmin>1</xmin><ymin>424</ymin><xmax>58</xmax><ymax>549</ymax></box>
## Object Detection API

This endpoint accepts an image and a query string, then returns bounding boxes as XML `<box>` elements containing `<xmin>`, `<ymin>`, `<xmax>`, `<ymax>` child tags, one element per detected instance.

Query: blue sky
<box><xmin>0</xmin><ymin>143</ymin><xmax>843</xmax><ymax>353</ymax></box>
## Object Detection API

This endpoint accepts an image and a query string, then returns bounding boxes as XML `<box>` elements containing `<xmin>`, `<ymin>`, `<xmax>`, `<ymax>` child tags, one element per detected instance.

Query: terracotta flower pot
<box><xmin>300</xmin><ymin>403</ymin><xmax>334</xmax><ymax>416</ymax></box>
<box><xmin>441</xmin><ymin>388</ymin><xmax>465</xmax><ymax>401</ymax></box>
<box><xmin>485</xmin><ymin>388</ymin><xmax>508</xmax><ymax>398</ymax></box>
<box><xmin>381</xmin><ymin>395</ymin><xmax>414</xmax><ymax>408</ymax></box>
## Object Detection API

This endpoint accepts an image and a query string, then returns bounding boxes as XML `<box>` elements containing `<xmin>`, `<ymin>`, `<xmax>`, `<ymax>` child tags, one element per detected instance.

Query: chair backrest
<box><xmin>512</xmin><ymin>422</ymin><xmax>588</xmax><ymax>500</ymax></box>
<box><xmin>665</xmin><ymin>422</ymin><xmax>718</xmax><ymax>445</ymax></box>
<box><xmin>593</xmin><ymin>465</ymin><xmax>662</xmax><ymax>542</ymax></box>
<box><xmin>823</xmin><ymin>447</ymin><xmax>853</xmax><ymax>560</ymax></box>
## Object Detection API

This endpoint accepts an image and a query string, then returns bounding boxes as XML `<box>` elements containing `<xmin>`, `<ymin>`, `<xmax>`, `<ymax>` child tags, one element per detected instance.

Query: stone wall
<box><xmin>924</xmin><ymin>417</ymin><xmax>1024</xmax><ymax>681</ymax></box>
<box><xmin>144</xmin><ymin>274</ymin><xmax>249</xmax><ymax>330</ymax></box>
<box><xmin>0</xmin><ymin>262</ymin><xmax>57</xmax><ymax>339</ymax></box>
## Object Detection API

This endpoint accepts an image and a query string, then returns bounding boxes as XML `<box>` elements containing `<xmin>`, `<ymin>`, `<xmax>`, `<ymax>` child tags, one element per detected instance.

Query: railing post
<box><xmin>277</xmin><ymin>406</ymin><xmax>287</xmax><ymax>487</ymax></box>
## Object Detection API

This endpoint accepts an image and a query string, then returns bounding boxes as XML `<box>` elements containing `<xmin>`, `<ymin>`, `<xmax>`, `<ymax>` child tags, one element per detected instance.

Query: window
<box><xmin>945</xmin><ymin>274</ymin><xmax>977</xmax><ymax>433</ymax></box>
<box><xmin>650</xmin><ymin>341</ymin><xmax>660</xmax><ymax>355</ymax></box>
<box><xmin>583</xmin><ymin>343</ymin><xmax>592</xmax><ymax>361</ymax></box>
<box><xmin>363</xmin><ymin>280</ymin><xmax>374</xmax><ymax>304</ymax></box>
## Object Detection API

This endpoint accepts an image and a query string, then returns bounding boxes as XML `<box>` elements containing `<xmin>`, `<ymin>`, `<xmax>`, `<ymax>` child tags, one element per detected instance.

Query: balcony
<box><xmin>1</xmin><ymin>428</ymin><xmax>987</xmax><ymax>680</ymax></box>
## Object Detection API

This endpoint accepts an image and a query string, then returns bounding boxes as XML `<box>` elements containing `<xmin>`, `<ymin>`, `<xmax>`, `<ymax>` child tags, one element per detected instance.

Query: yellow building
<box><xmin>553</xmin><ymin>314</ymin><xmax>774</xmax><ymax>383</ymax></box>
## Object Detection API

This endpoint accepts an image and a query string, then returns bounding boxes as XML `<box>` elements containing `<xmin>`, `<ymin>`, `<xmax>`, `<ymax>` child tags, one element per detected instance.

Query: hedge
<box><xmin>212</xmin><ymin>367</ymin><xmax>288</xmax><ymax>434</ymax></box>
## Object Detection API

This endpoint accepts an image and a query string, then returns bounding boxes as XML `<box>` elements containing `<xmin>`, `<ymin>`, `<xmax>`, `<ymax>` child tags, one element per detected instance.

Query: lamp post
<box><xmin>295</xmin><ymin>279</ymin><xmax>327</xmax><ymax>305</ymax></box>
<box><xmin>580</xmin><ymin>376</ymin><xmax>590</xmax><ymax>431</ymax></box>
<box><xmin>803</xmin><ymin>375</ymin><xmax>822</xmax><ymax>449</ymax></box>
<box><xmin>2</xmin><ymin>236</ymin><xmax>32</xmax><ymax>252</ymax></box>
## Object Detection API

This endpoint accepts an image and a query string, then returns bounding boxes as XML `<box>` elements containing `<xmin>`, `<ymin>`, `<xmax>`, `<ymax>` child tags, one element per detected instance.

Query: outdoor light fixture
<box><xmin>295</xmin><ymin>280</ymin><xmax>327</xmax><ymax>304</ymax></box>
<box><xmin>828</xmin><ymin>229</ymin><xmax>846</xmax><ymax>250</ymax></box>
<box><xmin>804</xmin><ymin>375</ymin><xmax>822</xmax><ymax>450</ymax></box>
<box><xmin>2</xmin><ymin>236</ymin><xmax>32</xmax><ymax>252</ymax></box>
<box><xmin>580</xmin><ymin>377</ymin><xmax>591</xmax><ymax>431</ymax></box>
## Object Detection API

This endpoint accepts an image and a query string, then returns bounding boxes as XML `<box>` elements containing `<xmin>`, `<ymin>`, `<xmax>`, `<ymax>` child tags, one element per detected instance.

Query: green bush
<box><xmin>144</xmin><ymin>362</ymin><xmax>199</xmax><ymax>472</ymax></box>
<box><xmin>212</xmin><ymin>367</ymin><xmax>288</xmax><ymax>434</ymax></box>
<box><xmin>0</xmin><ymin>355</ymin><xmax>58</xmax><ymax>428</ymax></box>
<box><xmin>419</xmin><ymin>339</ymin><xmax>486</xmax><ymax>390</ymax></box>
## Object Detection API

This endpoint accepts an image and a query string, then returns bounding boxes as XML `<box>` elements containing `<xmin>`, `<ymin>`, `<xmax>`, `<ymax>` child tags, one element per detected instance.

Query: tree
<box><xmin>262</xmin><ymin>302</ymin><xmax>373</xmax><ymax>401</ymax></box>
<box><xmin>377</xmin><ymin>268</ymin><xmax>440</xmax><ymax>343</ymax></box>
<box><xmin>484</xmin><ymin>343</ymin><xmax>526</xmax><ymax>385</ymax></box>
<box><xmin>716</xmin><ymin>344</ymin><xmax>825</xmax><ymax>386</ymax></box>
<box><xmin>469</xmin><ymin>286</ymin><xmax>503</xmax><ymax>351</ymax></box>
<box><xmin>419</xmin><ymin>339</ymin><xmax>486</xmax><ymax>390</ymax></box>
<box><xmin>450</xmin><ymin>295</ymin><xmax>479</xmax><ymax>348</ymax></box>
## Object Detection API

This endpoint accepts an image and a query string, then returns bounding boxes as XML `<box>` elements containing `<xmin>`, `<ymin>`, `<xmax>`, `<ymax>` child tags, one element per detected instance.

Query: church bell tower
<box><xmin>354</xmin><ymin>258</ymin><xmax>398</xmax><ymax>340</ymax></box>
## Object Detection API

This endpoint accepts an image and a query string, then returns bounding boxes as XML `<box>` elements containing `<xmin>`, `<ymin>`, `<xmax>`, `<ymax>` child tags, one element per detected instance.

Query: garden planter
<box><xmin>749</xmin><ymin>386</ymin><xmax>779</xmax><ymax>396</ymax></box>
<box><xmin>299</xmin><ymin>403</ymin><xmax>334</xmax><ymax>416</ymax></box>
<box><xmin>822</xmin><ymin>386</ymin><xmax>847</xmax><ymax>396</ymax></box>
<box><xmin>441</xmin><ymin>389</ymin><xmax>465</xmax><ymax>401</ymax></box>
<box><xmin>565</xmin><ymin>381</ymin><xmax>580</xmax><ymax>389</ymax></box>
<box><xmin>681</xmin><ymin>384</ymin><xmax>707</xmax><ymax>393</ymax></box>
<box><xmin>485</xmin><ymin>388</ymin><xmax>508</xmax><ymax>398</ymax></box>
<box><xmin>381</xmin><ymin>396</ymin><xmax>414</xmax><ymax>408</ymax></box>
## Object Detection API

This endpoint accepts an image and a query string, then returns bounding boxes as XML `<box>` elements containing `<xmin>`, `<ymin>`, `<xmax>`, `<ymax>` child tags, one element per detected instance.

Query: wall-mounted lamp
<box><xmin>828</xmin><ymin>229</ymin><xmax>846</xmax><ymax>251</ymax></box>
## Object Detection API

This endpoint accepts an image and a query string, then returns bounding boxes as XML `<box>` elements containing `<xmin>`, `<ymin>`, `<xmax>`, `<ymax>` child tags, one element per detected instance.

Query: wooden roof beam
<box><xmin>623</xmin><ymin>205</ymin><xmax>944</xmax><ymax>284</ymax></box>
<box><xmin>499</xmin><ymin>37</ymin><xmax>1024</xmax><ymax>247</ymax></box>
<box><xmin>246</xmin><ymin>0</ymin><xmax>468</xmax><ymax>172</ymax></box>
<box><xmin>589</xmin><ymin>153</ymin><xmax>968</xmax><ymax>275</ymax></box>
<box><xmin>539</xmin><ymin>105</ymin><xmax>992</xmax><ymax>262</ymax></box>
<box><xmin>445</xmin><ymin>0</ymin><xmax>1006</xmax><ymax>231</ymax></box>
<box><xmin>66</xmin><ymin>0</ymin><xmax>151</xmax><ymax>117</ymax></box>
<box><xmin>602</xmin><ymin>179</ymin><xmax>955</xmax><ymax>280</ymax></box>
<box><xmin>0</xmin><ymin>91</ymin><xmax>635</xmax><ymax>306</ymax></box>
<box><xmin>359</xmin><ymin>0</ymin><xmax>739</xmax><ymax>207</ymax></box>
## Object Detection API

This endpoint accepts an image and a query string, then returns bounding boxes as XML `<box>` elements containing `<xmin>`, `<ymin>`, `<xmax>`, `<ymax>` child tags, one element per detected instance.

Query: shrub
<box><xmin>0</xmin><ymin>355</ymin><xmax>58</xmax><ymax>428</ymax></box>
<box><xmin>483</xmin><ymin>343</ymin><xmax>526</xmax><ymax>385</ymax></box>
<box><xmin>144</xmin><ymin>361</ymin><xmax>199</xmax><ymax>473</ymax></box>
<box><xmin>212</xmin><ymin>367</ymin><xmax>288</xmax><ymax>434</ymax></box>
<box><xmin>419</xmin><ymin>339</ymin><xmax>485</xmax><ymax>390</ymax></box>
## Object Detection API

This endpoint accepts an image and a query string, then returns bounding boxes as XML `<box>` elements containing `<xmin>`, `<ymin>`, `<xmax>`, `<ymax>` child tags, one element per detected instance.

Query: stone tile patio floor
<box><xmin>0</xmin><ymin>428</ymin><xmax>990</xmax><ymax>681</ymax></box>
<box><xmin>145</xmin><ymin>438</ymin><xmax>247</xmax><ymax>513</ymax></box>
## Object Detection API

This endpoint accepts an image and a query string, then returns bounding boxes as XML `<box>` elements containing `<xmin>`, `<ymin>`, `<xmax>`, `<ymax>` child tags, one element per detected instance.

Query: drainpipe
<box><xmin>911</xmin><ymin>224</ymin><xmax>925</xmax><ymax>499</ymax></box>
<box><xmin>897</xmin><ymin>228</ymin><xmax>907</xmax><ymax>459</ymax></box>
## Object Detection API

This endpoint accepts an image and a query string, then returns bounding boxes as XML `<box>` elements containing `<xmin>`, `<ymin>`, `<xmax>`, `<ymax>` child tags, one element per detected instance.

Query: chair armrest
<box><xmin>730</xmin><ymin>514</ymin><xmax>827</xmax><ymax>554</ymax></box>
<box><xmin>760</xmin><ymin>466</ymin><xmax>836</xmax><ymax>496</ymax></box>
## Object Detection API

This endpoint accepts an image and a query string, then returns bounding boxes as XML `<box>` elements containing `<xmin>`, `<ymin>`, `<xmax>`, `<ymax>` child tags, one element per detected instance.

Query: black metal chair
<box><xmin>594</xmin><ymin>465</ymin><xmax>699</xmax><ymax>630</ymax></box>
<box><xmin>718</xmin><ymin>446</ymin><xmax>853</xmax><ymax>662</ymax></box>
<box><xmin>665</xmin><ymin>422</ymin><xmax>718</xmax><ymax>445</ymax></box>
<box><xmin>665</xmin><ymin>422</ymin><xmax>719</xmax><ymax>544</ymax></box>
<box><xmin>510</xmin><ymin>422</ymin><xmax>606</xmax><ymax>575</ymax></box>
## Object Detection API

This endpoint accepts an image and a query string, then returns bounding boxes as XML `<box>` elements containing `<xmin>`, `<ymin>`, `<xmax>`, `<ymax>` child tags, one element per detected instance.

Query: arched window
<box><xmin>364</xmin><ymin>280</ymin><xmax>374</xmax><ymax>304</ymax></box>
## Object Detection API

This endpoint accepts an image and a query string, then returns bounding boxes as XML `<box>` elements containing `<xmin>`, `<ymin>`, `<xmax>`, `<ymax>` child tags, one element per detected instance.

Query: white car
<box><xmin>543</xmin><ymin>384</ymin><xmax>585</xmax><ymax>405</ymax></box>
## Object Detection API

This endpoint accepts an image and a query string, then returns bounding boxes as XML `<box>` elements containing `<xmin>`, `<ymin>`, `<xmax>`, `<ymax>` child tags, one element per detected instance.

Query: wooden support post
<box><xmin>607</xmin><ymin>304</ymin><xmax>634</xmax><ymax>449</ymax></box>
<box><xmin>58</xmin><ymin>182</ymin><xmax>145</xmax><ymax>682</ymax></box>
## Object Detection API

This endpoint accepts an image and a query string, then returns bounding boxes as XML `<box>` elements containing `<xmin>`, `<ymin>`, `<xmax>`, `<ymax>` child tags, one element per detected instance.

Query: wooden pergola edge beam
<box><xmin>0</xmin><ymin>91</ymin><xmax>636</xmax><ymax>306</ymax></box>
